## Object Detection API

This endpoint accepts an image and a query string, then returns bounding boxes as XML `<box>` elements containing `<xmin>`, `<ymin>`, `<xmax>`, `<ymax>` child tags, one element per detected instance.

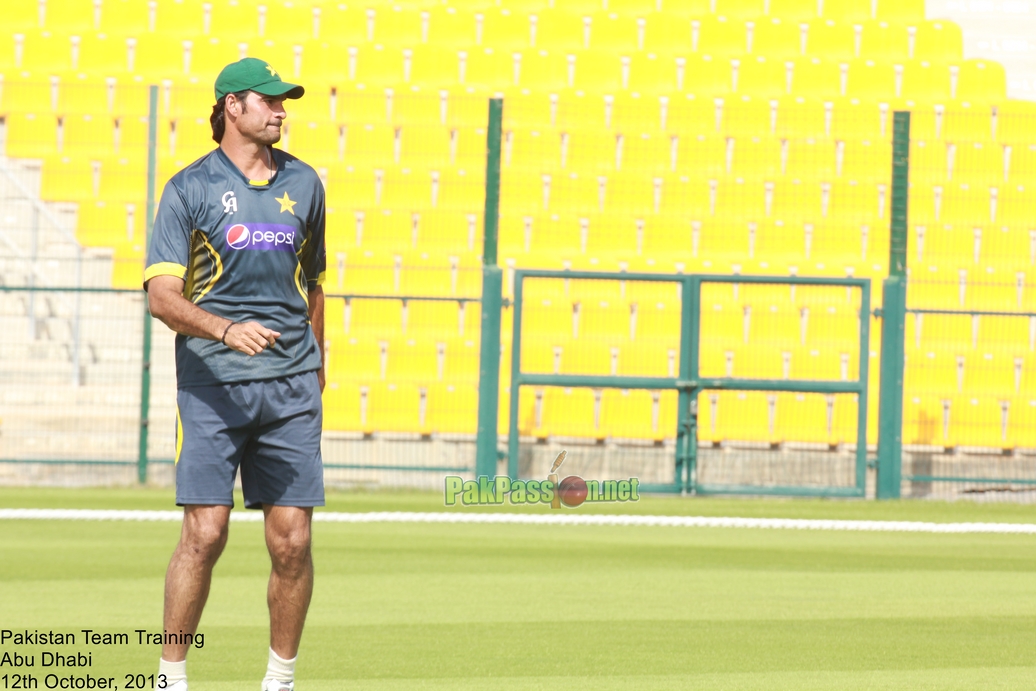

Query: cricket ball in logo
<box><xmin>226</xmin><ymin>223</ymin><xmax>250</xmax><ymax>249</ymax></box>
<box><xmin>547</xmin><ymin>450</ymin><xmax>588</xmax><ymax>508</ymax></box>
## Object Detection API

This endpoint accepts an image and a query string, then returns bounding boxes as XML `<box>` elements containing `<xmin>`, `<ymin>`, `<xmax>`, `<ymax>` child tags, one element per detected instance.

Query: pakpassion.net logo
<box><xmin>444</xmin><ymin>451</ymin><xmax>640</xmax><ymax>508</ymax></box>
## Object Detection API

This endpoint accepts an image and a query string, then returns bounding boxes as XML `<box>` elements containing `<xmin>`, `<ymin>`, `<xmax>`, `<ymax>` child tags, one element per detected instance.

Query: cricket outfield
<box><xmin>1</xmin><ymin>488</ymin><xmax>1035</xmax><ymax>690</ymax></box>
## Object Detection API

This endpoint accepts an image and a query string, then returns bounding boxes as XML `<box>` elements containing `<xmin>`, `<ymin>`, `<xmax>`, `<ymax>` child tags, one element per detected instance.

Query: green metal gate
<box><xmin>507</xmin><ymin>270</ymin><xmax>872</xmax><ymax>497</ymax></box>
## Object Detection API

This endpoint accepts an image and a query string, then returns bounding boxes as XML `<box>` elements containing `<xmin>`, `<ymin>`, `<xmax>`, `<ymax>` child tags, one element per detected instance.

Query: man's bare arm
<box><xmin>147</xmin><ymin>275</ymin><xmax>280</xmax><ymax>356</ymax></box>
<box><xmin>307</xmin><ymin>285</ymin><xmax>325</xmax><ymax>392</ymax></box>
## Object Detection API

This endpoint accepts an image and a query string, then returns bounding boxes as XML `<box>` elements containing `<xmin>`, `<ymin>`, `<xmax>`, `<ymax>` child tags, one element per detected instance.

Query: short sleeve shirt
<box><xmin>144</xmin><ymin>146</ymin><xmax>326</xmax><ymax>388</ymax></box>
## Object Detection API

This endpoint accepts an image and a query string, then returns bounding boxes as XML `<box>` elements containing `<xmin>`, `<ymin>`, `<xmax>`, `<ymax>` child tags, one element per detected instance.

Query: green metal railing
<box><xmin>507</xmin><ymin>270</ymin><xmax>873</xmax><ymax>497</ymax></box>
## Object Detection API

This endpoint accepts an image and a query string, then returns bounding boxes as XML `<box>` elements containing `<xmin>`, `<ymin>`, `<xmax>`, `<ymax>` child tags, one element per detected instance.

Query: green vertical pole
<box><xmin>475</xmin><ymin>97</ymin><xmax>504</xmax><ymax>479</ymax></box>
<box><xmin>137</xmin><ymin>85</ymin><xmax>159</xmax><ymax>485</ymax></box>
<box><xmin>876</xmin><ymin>110</ymin><xmax>910</xmax><ymax>499</ymax></box>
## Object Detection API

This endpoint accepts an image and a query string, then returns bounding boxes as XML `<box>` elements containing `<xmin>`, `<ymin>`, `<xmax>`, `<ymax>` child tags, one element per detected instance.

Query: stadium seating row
<box><xmin>0</xmin><ymin>16</ymin><xmax>962</xmax><ymax>67</ymax></box>
<box><xmin>319</xmin><ymin>375</ymin><xmax>1036</xmax><ymax>450</ymax></box>
<box><xmin>0</xmin><ymin>44</ymin><xmax>1000</xmax><ymax>105</ymax></box>
<box><xmin>8</xmin><ymin>0</ymin><xmax>932</xmax><ymax>44</ymax></box>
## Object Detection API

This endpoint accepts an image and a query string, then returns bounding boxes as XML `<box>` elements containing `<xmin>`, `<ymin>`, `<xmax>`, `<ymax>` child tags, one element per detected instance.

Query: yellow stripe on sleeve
<box><xmin>143</xmin><ymin>262</ymin><xmax>188</xmax><ymax>284</ymax></box>
<box><xmin>314</xmin><ymin>270</ymin><xmax>326</xmax><ymax>286</ymax></box>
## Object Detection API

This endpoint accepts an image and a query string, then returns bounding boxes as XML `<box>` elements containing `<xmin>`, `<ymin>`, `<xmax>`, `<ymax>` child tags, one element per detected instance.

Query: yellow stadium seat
<box><xmin>875</xmin><ymin>0</ymin><xmax>924</xmax><ymax>22</ymax></box>
<box><xmin>404</xmin><ymin>45</ymin><xmax>460</xmax><ymax>87</ymax></box>
<box><xmin>829</xmin><ymin>97</ymin><xmax>887</xmax><ymax>139</ymax></box>
<box><xmin>586</xmin><ymin>12</ymin><xmax>640</xmax><ymax>51</ymax></box>
<box><xmin>683</xmin><ymin>54</ymin><xmax>732</xmax><ymax>94</ymax></box>
<box><xmin>76</xmin><ymin>200</ymin><xmax>143</xmax><ymax>246</ymax></box>
<box><xmin>840</xmin><ymin>138</ymin><xmax>892</xmax><ymax>183</ymax></box>
<box><xmin>55</xmin><ymin>74</ymin><xmax>110</xmax><ymax>116</ymax></box>
<box><xmin>151</xmin><ymin>0</ymin><xmax>205</xmax><ymax>35</ymax></box>
<box><xmin>343</xmin><ymin>122</ymin><xmax>398</xmax><ymax>165</ymax></box>
<box><xmin>752</xmin><ymin>16</ymin><xmax>801</xmax><ymax>58</ymax></box>
<box><xmin>899</xmin><ymin>60</ymin><xmax>952</xmax><ymax>103</ymax></box>
<box><xmin>383</xmin><ymin>336</ymin><xmax>441</xmax><ymax>383</ymax></box>
<box><xmin>321</xmin><ymin>380</ymin><xmax>363</xmax><ymax>432</ymax></box>
<box><xmin>44</xmin><ymin>0</ymin><xmax>95</xmax><ymax>31</ymax></box>
<box><xmin>284</xmin><ymin>120</ymin><xmax>341</xmax><ymax>166</ymax></box>
<box><xmin>518</xmin><ymin>49</ymin><xmax>573</xmax><ymax>91</ymax></box>
<box><xmin>379</xmin><ymin>166</ymin><xmax>431</xmax><ymax>208</ymax></box>
<box><xmin>610</xmin><ymin>92</ymin><xmax>664</xmax><ymax>131</ymax></box>
<box><xmin>827</xmin><ymin>179</ymin><xmax>885</xmax><ymax>221</ymax></box>
<box><xmin>571</xmin><ymin>50</ymin><xmax>625</xmax><ymax>92</ymax></box>
<box><xmin>714</xmin><ymin>0</ymin><xmax>767</xmax><ymax>19</ymax></box>
<box><xmin>786</xmin><ymin>138</ymin><xmax>838</xmax><ymax>180</ymax></box>
<box><xmin>170</xmin><ymin>114</ymin><xmax>214</xmax><ymax>159</ymax></box>
<box><xmin>822</xmin><ymin>0</ymin><xmax>873</xmax><ymax>22</ymax></box>
<box><xmin>942</xmin><ymin>103</ymin><xmax>994</xmax><ymax>142</ymax></box>
<box><xmin>375</xmin><ymin>5</ymin><xmax>426</xmax><ymax>46</ymax></box>
<box><xmin>710</xmin><ymin>390</ymin><xmax>777</xmax><ymax>443</ymax></box>
<box><xmin>97</xmin><ymin>154</ymin><xmax>147</xmax><ymax>203</ymax></box>
<box><xmin>19</xmin><ymin>31</ymin><xmax>75</xmax><ymax>72</ymax></box>
<box><xmin>163</xmin><ymin>78</ymin><xmax>212</xmax><ymax>120</ymax></box>
<box><xmin>788</xmin><ymin>57</ymin><xmax>841</xmax><ymax>98</ymax></box>
<box><xmin>434</xmin><ymin>166</ymin><xmax>485</xmax><ymax>211</ymax></box>
<box><xmin>317</xmin><ymin>4</ymin><xmax>368</xmax><ymax>43</ymax></box>
<box><xmin>426</xmin><ymin>383</ymin><xmax>478</xmax><ymax>435</ymax></box>
<box><xmin>108</xmin><ymin>81</ymin><xmax>151</xmax><ymax>119</ymax></box>
<box><xmin>858</xmin><ymin>20</ymin><xmax>909</xmax><ymax>62</ymax></box>
<box><xmin>728</xmin><ymin>134</ymin><xmax>780</xmax><ymax>179</ymax></box>
<box><xmin>76</xmin><ymin>32</ymin><xmax>130</xmax><ymax>74</ymax></box>
<box><xmin>775</xmin><ymin>96</ymin><xmax>826</xmax><ymax>137</ymax></box>
<box><xmin>625</xmin><ymin>53</ymin><xmax>679</xmax><ymax>93</ymax></box>
<box><xmin>548</xmin><ymin>171</ymin><xmax>599</xmax><ymax>211</ymax></box>
<box><xmin>952</xmin><ymin>141</ymin><xmax>1004</xmax><ymax>185</ymax></box>
<box><xmin>4</xmin><ymin>112</ymin><xmax>59</xmax><ymax>157</ymax></box>
<box><xmin>464</xmin><ymin>46</ymin><xmax>514</xmax><ymax>88</ymax></box>
<box><xmin>736</xmin><ymin>54</ymin><xmax>786</xmax><ymax>97</ymax></box>
<box><xmin>40</xmin><ymin>155</ymin><xmax>97</xmax><ymax>202</ymax></box>
<box><xmin>845</xmin><ymin>59</ymin><xmax>896</xmax><ymax>100</ymax></box>
<box><xmin>426</xmin><ymin>6</ymin><xmax>476</xmax><ymax>46</ymax></box>
<box><xmin>768</xmin><ymin>0</ymin><xmax>820</xmax><ymax>21</ymax></box>
<box><xmin>1</xmin><ymin>74</ymin><xmax>58</xmax><ymax>114</ymax></box>
<box><xmin>60</xmin><ymin>113</ymin><xmax>116</xmax><ymax>157</ymax></box>
<box><xmin>723</xmin><ymin>93</ymin><xmax>773</xmax><ymax>136</ymax></box>
<box><xmin>913</xmin><ymin>20</ymin><xmax>963</xmax><ymax>62</ymax></box>
<box><xmin>111</xmin><ymin>242</ymin><xmax>146</xmax><ymax>289</ymax></box>
<box><xmin>620</xmin><ymin>129</ymin><xmax>670</xmax><ymax>170</ymax></box>
<box><xmin>534</xmin><ymin>10</ymin><xmax>587</xmax><ymax>51</ymax></box>
<box><xmin>208</xmin><ymin>1</ymin><xmax>259</xmax><ymax>40</ymax></box>
<box><xmin>696</xmin><ymin>16</ymin><xmax>748</xmax><ymax>57</ymax></box>
<box><xmin>133</xmin><ymin>35</ymin><xmax>190</xmax><ymax>79</ymax></box>
<box><xmin>642</xmin><ymin>15</ymin><xmax>693</xmax><ymax>53</ymax></box>
<box><xmin>954</xmin><ymin>59</ymin><xmax>1007</xmax><ymax>104</ymax></box>
<box><xmin>338</xmin><ymin>84</ymin><xmax>392</xmax><ymax>124</ymax></box>
<box><xmin>600</xmin><ymin>389</ymin><xmax>667</xmax><ymax>441</ymax></box>
<box><xmin>565</xmin><ymin>128</ymin><xmax>618</xmax><ymax>170</ymax></box>
<box><xmin>353</xmin><ymin>44</ymin><xmax>408</xmax><ymax>86</ymax></box>
<box><xmin>367</xmin><ymin>382</ymin><xmax>426</xmax><ymax>433</ymax></box>
<box><xmin>1006</xmin><ymin>144</ymin><xmax>1036</xmax><ymax>183</ymax></box>
<box><xmin>8</xmin><ymin>2</ymin><xmax>39</xmax><ymax>31</ymax></box>
<box><xmin>667</xmin><ymin>93</ymin><xmax>719</xmax><ymax>135</ymax></box>
<box><xmin>538</xmin><ymin>386</ymin><xmax>602</xmax><ymax>439</ymax></box>
<box><xmin>97</xmin><ymin>0</ymin><xmax>151</xmax><ymax>34</ymax></box>
<box><xmin>258</xmin><ymin>2</ymin><xmax>319</xmax><ymax>42</ymax></box>
<box><xmin>805</xmin><ymin>19</ymin><xmax>855</xmax><ymax>60</ymax></box>
<box><xmin>479</xmin><ymin>8</ymin><xmax>533</xmax><ymax>50</ymax></box>
<box><xmin>407</xmin><ymin>300</ymin><xmax>467</xmax><ymax>339</ymax></box>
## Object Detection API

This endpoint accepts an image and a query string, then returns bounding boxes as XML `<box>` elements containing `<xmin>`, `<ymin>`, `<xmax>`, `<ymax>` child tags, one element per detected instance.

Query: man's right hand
<box><xmin>224</xmin><ymin>321</ymin><xmax>281</xmax><ymax>356</ymax></box>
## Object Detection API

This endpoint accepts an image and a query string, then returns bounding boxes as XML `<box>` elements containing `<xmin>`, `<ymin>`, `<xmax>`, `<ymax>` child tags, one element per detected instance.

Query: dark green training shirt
<box><xmin>144</xmin><ymin>146</ymin><xmax>326</xmax><ymax>388</ymax></box>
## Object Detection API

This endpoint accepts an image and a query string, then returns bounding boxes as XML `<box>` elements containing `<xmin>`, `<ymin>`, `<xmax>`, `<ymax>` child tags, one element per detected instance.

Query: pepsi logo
<box><xmin>226</xmin><ymin>224</ymin><xmax>250</xmax><ymax>250</ymax></box>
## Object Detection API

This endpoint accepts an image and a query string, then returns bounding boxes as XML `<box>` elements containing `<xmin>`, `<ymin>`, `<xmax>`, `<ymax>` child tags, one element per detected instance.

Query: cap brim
<box><xmin>252</xmin><ymin>81</ymin><xmax>305</xmax><ymax>99</ymax></box>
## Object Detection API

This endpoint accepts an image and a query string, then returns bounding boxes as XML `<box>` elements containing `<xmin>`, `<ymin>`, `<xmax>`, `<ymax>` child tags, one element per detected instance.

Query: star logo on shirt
<box><xmin>275</xmin><ymin>192</ymin><xmax>297</xmax><ymax>215</ymax></box>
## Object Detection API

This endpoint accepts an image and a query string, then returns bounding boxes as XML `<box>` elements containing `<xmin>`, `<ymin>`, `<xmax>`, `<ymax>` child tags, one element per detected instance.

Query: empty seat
<box><xmin>913</xmin><ymin>20</ymin><xmax>963</xmax><ymax>62</ymax></box>
<box><xmin>955</xmin><ymin>59</ymin><xmax>1007</xmax><ymax>104</ymax></box>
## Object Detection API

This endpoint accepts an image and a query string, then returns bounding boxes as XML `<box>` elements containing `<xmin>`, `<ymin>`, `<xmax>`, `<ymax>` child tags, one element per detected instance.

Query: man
<box><xmin>143</xmin><ymin>57</ymin><xmax>326</xmax><ymax>691</ymax></box>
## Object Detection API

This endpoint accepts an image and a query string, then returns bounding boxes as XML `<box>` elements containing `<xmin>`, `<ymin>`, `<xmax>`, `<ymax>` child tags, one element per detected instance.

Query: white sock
<box><xmin>159</xmin><ymin>658</ymin><xmax>187</xmax><ymax>686</ymax></box>
<box><xmin>264</xmin><ymin>648</ymin><xmax>296</xmax><ymax>685</ymax></box>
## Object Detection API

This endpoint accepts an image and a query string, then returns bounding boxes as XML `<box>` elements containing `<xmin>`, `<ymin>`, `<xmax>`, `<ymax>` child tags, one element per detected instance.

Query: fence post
<box><xmin>876</xmin><ymin>111</ymin><xmax>910</xmax><ymax>499</ymax></box>
<box><xmin>475</xmin><ymin>97</ymin><xmax>504</xmax><ymax>479</ymax></box>
<box><xmin>137</xmin><ymin>84</ymin><xmax>159</xmax><ymax>485</ymax></box>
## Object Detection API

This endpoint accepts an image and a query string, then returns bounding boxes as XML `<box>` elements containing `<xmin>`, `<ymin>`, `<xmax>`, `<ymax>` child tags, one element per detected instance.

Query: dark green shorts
<box><xmin>175</xmin><ymin>371</ymin><xmax>324</xmax><ymax>510</ymax></box>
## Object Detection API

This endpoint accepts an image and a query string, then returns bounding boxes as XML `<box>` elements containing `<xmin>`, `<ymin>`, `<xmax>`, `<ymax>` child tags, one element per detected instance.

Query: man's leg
<box><xmin>264</xmin><ymin>505</ymin><xmax>314</xmax><ymax>658</ymax></box>
<box><xmin>162</xmin><ymin>505</ymin><xmax>232</xmax><ymax>663</ymax></box>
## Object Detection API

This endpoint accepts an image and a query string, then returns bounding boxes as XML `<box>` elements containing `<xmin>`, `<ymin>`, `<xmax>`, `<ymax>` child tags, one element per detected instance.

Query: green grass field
<box><xmin>2</xmin><ymin>488</ymin><xmax>1035</xmax><ymax>690</ymax></box>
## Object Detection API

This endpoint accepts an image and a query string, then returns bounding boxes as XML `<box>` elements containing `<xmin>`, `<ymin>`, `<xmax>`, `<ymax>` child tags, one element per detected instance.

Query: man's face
<box><xmin>228</xmin><ymin>91</ymin><xmax>287</xmax><ymax>145</ymax></box>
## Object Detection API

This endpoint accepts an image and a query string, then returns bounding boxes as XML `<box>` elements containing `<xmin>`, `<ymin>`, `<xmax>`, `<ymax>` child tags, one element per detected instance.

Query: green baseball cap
<box><xmin>214</xmin><ymin>57</ymin><xmax>305</xmax><ymax>101</ymax></box>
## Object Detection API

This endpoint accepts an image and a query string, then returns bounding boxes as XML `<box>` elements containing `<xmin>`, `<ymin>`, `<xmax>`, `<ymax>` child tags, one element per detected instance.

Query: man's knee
<box><xmin>180</xmin><ymin>508</ymin><xmax>230</xmax><ymax>563</ymax></box>
<box><xmin>265</xmin><ymin>510</ymin><xmax>312</xmax><ymax>575</ymax></box>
